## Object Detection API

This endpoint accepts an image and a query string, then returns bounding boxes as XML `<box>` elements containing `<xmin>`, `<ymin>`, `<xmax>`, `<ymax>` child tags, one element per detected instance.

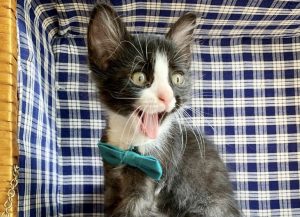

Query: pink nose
<box><xmin>158</xmin><ymin>91</ymin><xmax>172</xmax><ymax>107</ymax></box>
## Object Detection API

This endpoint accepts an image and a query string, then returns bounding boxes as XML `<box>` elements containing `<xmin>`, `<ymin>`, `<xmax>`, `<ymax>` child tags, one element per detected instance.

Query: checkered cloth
<box><xmin>17</xmin><ymin>0</ymin><xmax>300</xmax><ymax>216</ymax></box>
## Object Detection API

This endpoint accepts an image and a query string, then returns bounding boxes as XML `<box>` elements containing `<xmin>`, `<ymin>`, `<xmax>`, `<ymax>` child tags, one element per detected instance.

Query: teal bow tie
<box><xmin>98</xmin><ymin>142</ymin><xmax>163</xmax><ymax>181</ymax></box>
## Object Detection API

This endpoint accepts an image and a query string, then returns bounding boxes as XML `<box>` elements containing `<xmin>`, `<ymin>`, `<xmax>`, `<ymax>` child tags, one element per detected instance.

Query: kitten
<box><xmin>88</xmin><ymin>3</ymin><xmax>241</xmax><ymax>217</ymax></box>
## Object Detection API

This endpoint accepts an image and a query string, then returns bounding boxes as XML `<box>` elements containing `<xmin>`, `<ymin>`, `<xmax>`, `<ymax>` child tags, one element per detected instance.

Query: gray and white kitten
<box><xmin>88</xmin><ymin>3</ymin><xmax>241</xmax><ymax>217</ymax></box>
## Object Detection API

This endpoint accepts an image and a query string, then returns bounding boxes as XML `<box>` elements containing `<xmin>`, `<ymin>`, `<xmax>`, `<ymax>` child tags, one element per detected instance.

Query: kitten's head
<box><xmin>88</xmin><ymin>4</ymin><xmax>196</xmax><ymax>144</ymax></box>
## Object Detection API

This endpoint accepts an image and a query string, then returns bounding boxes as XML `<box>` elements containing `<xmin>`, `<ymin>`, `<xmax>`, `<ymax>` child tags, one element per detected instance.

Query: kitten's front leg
<box><xmin>104</xmin><ymin>165</ymin><xmax>158</xmax><ymax>217</ymax></box>
<box><xmin>109</xmin><ymin>196</ymin><xmax>160</xmax><ymax>217</ymax></box>
<box><xmin>111</xmin><ymin>193</ymin><xmax>168</xmax><ymax>217</ymax></box>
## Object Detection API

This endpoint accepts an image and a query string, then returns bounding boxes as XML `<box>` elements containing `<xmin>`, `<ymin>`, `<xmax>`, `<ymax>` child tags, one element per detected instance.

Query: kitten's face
<box><xmin>88</xmin><ymin>4</ymin><xmax>196</xmax><ymax>143</ymax></box>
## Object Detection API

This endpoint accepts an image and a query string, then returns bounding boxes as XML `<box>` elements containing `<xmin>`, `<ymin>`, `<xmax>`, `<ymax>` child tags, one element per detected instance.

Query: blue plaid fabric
<box><xmin>17</xmin><ymin>0</ymin><xmax>300</xmax><ymax>216</ymax></box>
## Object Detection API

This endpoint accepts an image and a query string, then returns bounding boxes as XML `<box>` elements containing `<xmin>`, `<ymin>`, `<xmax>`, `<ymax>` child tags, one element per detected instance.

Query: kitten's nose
<box><xmin>158</xmin><ymin>91</ymin><xmax>172</xmax><ymax>108</ymax></box>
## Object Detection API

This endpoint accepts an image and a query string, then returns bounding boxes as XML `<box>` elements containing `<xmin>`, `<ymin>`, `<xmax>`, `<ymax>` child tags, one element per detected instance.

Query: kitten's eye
<box><xmin>171</xmin><ymin>73</ymin><xmax>185</xmax><ymax>86</ymax></box>
<box><xmin>131</xmin><ymin>72</ymin><xmax>147</xmax><ymax>87</ymax></box>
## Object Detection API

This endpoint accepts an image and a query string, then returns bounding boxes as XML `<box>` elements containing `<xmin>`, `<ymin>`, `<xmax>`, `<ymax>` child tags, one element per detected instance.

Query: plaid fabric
<box><xmin>17</xmin><ymin>0</ymin><xmax>59</xmax><ymax>216</ymax></box>
<box><xmin>17</xmin><ymin>0</ymin><xmax>300</xmax><ymax>216</ymax></box>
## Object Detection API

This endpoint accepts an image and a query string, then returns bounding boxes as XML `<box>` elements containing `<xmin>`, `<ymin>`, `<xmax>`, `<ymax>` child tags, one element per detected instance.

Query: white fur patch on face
<box><xmin>137</xmin><ymin>51</ymin><xmax>176</xmax><ymax>113</ymax></box>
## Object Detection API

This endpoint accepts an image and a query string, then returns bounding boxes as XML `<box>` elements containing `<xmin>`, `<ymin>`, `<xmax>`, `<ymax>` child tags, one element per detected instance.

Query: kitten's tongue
<box><xmin>140</xmin><ymin>113</ymin><xmax>159</xmax><ymax>139</ymax></box>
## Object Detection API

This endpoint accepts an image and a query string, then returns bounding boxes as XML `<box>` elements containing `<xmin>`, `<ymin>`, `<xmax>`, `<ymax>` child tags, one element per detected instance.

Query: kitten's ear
<box><xmin>88</xmin><ymin>4</ymin><xmax>129</xmax><ymax>70</ymax></box>
<box><xmin>166</xmin><ymin>13</ymin><xmax>197</xmax><ymax>53</ymax></box>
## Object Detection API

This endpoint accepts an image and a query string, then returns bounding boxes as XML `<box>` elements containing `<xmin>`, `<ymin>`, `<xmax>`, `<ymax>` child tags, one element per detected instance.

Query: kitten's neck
<box><xmin>105</xmin><ymin>110</ymin><xmax>173</xmax><ymax>154</ymax></box>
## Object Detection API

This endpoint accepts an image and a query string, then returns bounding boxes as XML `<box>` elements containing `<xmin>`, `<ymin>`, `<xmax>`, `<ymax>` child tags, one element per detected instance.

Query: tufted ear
<box><xmin>88</xmin><ymin>4</ymin><xmax>129</xmax><ymax>70</ymax></box>
<box><xmin>166</xmin><ymin>13</ymin><xmax>197</xmax><ymax>55</ymax></box>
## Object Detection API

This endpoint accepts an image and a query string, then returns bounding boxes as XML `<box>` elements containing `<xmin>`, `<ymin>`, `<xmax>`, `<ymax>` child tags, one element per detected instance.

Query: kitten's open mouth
<box><xmin>135</xmin><ymin>109</ymin><xmax>166</xmax><ymax>139</ymax></box>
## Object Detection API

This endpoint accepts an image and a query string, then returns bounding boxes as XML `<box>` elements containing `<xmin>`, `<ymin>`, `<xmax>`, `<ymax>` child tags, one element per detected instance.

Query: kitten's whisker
<box><xmin>119</xmin><ymin>80</ymin><xmax>134</xmax><ymax>95</ymax></box>
<box><xmin>175</xmin><ymin>108</ymin><xmax>205</xmax><ymax>158</ymax></box>
<box><xmin>119</xmin><ymin>106</ymin><xmax>141</xmax><ymax>147</ymax></box>
<box><xmin>130</xmin><ymin>56</ymin><xmax>145</xmax><ymax>74</ymax></box>
<box><xmin>140</xmin><ymin>62</ymin><xmax>147</xmax><ymax>74</ymax></box>
<box><xmin>97</xmin><ymin>38</ymin><xmax>125</xmax><ymax>60</ymax></box>
<box><xmin>197</xmin><ymin>95</ymin><xmax>214</xmax><ymax>98</ymax></box>
<box><xmin>180</xmin><ymin>106</ymin><xmax>215</xmax><ymax>132</ymax></box>
<box><xmin>174</xmin><ymin>112</ymin><xmax>187</xmax><ymax>155</ymax></box>
<box><xmin>120</xmin><ymin>113</ymin><xmax>133</xmax><ymax>144</ymax></box>
<box><xmin>122</xmin><ymin>40</ymin><xmax>144</xmax><ymax>61</ymax></box>
<box><xmin>135</xmin><ymin>33</ymin><xmax>145</xmax><ymax>59</ymax></box>
<box><xmin>181</xmin><ymin>109</ymin><xmax>206</xmax><ymax>157</ymax></box>
<box><xmin>102</xmin><ymin>88</ymin><xmax>142</xmax><ymax>100</ymax></box>
<box><xmin>172</xmin><ymin>43</ymin><xmax>190</xmax><ymax>60</ymax></box>
<box><xmin>173</xmin><ymin>52</ymin><xmax>191</xmax><ymax>62</ymax></box>
<box><xmin>131</xmin><ymin>54</ymin><xmax>143</xmax><ymax>65</ymax></box>
<box><xmin>166</xmin><ymin>112</ymin><xmax>186</xmax><ymax>169</ymax></box>
<box><xmin>175</xmin><ymin>111</ymin><xmax>187</xmax><ymax>143</ymax></box>
<box><xmin>129</xmin><ymin>105</ymin><xmax>147</xmax><ymax>146</ymax></box>
<box><xmin>110</xmin><ymin>96</ymin><xmax>141</xmax><ymax>100</ymax></box>
<box><xmin>182</xmin><ymin>105</ymin><xmax>213</xmax><ymax>116</ymax></box>
<box><xmin>129</xmin><ymin>119</ymin><xmax>140</xmax><ymax>147</ymax></box>
<box><xmin>145</xmin><ymin>36</ymin><xmax>149</xmax><ymax>60</ymax></box>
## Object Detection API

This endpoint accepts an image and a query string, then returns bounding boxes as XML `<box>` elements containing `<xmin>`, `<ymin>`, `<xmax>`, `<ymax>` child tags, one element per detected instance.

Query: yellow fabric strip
<box><xmin>0</xmin><ymin>0</ymin><xmax>18</xmax><ymax>216</ymax></box>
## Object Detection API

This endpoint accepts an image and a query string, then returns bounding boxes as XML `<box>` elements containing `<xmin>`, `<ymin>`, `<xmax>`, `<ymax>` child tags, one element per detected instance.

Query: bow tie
<box><xmin>98</xmin><ymin>142</ymin><xmax>163</xmax><ymax>181</ymax></box>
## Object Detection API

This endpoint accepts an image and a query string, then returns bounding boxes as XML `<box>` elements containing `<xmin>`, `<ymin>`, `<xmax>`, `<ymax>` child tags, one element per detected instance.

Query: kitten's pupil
<box><xmin>172</xmin><ymin>73</ymin><xmax>185</xmax><ymax>86</ymax></box>
<box><xmin>139</xmin><ymin>75</ymin><xmax>143</xmax><ymax>82</ymax></box>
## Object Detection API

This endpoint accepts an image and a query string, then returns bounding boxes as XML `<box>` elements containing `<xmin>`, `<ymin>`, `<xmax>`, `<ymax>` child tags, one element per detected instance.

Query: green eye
<box><xmin>172</xmin><ymin>73</ymin><xmax>185</xmax><ymax>86</ymax></box>
<box><xmin>131</xmin><ymin>72</ymin><xmax>147</xmax><ymax>86</ymax></box>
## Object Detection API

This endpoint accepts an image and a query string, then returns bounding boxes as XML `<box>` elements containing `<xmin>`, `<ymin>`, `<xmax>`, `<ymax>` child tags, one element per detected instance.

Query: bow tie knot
<box><xmin>98</xmin><ymin>142</ymin><xmax>163</xmax><ymax>181</ymax></box>
<box><xmin>121</xmin><ymin>150</ymin><xmax>132</xmax><ymax>164</ymax></box>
